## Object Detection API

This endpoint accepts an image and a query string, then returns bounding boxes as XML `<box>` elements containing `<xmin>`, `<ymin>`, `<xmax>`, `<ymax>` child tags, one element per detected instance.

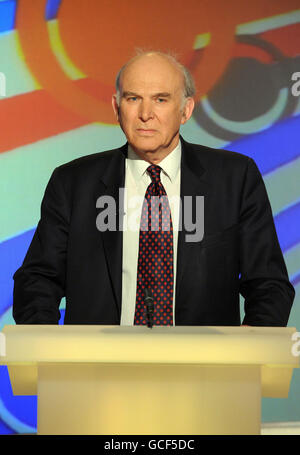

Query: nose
<box><xmin>138</xmin><ymin>100</ymin><xmax>154</xmax><ymax>122</ymax></box>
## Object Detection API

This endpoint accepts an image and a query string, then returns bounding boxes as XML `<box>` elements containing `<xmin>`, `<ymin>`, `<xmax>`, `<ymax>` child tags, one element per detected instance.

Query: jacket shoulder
<box><xmin>56</xmin><ymin>145</ymin><xmax>125</xmax><ymax>174</ymax></box>
<box><xmin>182</xmin><ymin>138</ymin><xmax>257</xmax><ymax>180</ymax></box>
<box><xmin>183</xmin><ymin>139</ymin><xmax>251</xmax><ymax>167</ymax></box>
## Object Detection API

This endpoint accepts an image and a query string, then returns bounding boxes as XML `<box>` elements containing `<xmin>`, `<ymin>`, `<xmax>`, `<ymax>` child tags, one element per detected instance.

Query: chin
<box><xmin>132</xmin><ymin>138</ymin><xmax>160</xmax><ymax>153</ymax></box>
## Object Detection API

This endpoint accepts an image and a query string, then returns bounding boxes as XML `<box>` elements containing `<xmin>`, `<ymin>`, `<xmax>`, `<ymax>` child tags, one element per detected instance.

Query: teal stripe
<box><xmin>0</xmin><ymin>123</ymin><xmax>125</xmax><ymax>242</ymax></box>
<box><xmin>0</xmin><ymin>30</ymin><xmax>38</xmax><ymax>97</ymax></box>
<box><xmin>237</xmin><ymin>9</ymin><xmax>300</xmax><ymax>35</ymax></box>
<box><xmin>284</xmin><ymin>242</ymin><xmax>300</xmax><ymax>281</ymax></box>
<box><xmin>264</xmin><ymin>156</ymin><xmax>300</xmax><ymax>216</ymax></box>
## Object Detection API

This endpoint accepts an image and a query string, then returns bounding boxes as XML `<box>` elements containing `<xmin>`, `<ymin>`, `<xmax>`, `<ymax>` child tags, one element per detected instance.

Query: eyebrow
<box><xmin>154</xmin><ymin>92</ymin><xmax>171</xmax><ymax>98</ymax></box>
<box><xmin>122</xmin><ymin>91</ymin><xmax>139</xmax><ymax>98</ymax></box>
<box><xmin>122</xmin><ymin>91</ymin><xmax>171</xmax><ymax>98</ymax></box>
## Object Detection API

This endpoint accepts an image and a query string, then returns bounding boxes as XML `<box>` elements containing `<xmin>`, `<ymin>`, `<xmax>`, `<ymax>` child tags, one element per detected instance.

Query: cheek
<box><xmin>119</xmin><ymin>113</ymin><xmax>134</xmax><ymax>132</ymax></box>
<box><xmin>119</xmin><ymin>105</ymin><xmax>134</xmax><ymax>121</ymax></box>
<box><xmin>162</xmin><ymin>112</ymin><xmax>183</xmax><ymax>131</ymax></box>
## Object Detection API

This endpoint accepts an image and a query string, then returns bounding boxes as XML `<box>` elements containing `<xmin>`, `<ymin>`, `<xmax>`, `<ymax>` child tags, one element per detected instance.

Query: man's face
<box><xmin>112</xmin><ymin>54</ymin><xmax>194</xmax><ymax>162</ymax></box>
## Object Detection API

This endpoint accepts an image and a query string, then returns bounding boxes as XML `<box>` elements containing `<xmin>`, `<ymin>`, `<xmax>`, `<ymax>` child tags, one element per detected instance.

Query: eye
<box><xmin>157</xmin><ymin>98</ymin><xmax>167</xmax><ymax>103</ymax></box>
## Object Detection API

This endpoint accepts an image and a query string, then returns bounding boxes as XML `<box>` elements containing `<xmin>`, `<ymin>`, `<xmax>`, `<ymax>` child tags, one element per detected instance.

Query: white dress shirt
<box><xmin>121</xmin><ymin>140</ymin><xmax>181</xmax><ymax>325</ymax></box>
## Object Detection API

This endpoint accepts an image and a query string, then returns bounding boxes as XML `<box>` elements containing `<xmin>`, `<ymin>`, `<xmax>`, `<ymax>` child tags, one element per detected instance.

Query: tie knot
<box><xmin>147</xmin><ymin>164</ymin><xmax>161</xmax><ymax>184</ymax></box>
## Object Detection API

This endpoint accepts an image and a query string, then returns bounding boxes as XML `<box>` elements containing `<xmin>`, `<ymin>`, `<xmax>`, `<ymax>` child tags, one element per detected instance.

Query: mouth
<box><xmin>136</xmin><ymin>129</ymin><xmax>156</xmax><ymax>135</ymax></box>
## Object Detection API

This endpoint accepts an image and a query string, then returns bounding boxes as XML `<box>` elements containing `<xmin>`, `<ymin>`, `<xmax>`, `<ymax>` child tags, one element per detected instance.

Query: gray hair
<box><xmin>115</xmin><ymin>50</ymin><xmax>195</xmax><ymax>107</ymax></box>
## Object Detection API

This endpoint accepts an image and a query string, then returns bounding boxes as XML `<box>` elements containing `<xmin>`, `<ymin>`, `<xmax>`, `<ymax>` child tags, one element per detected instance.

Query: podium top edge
<box><xmin>1</xmin><ymin>325</ymin><xmax>299</xmax><ymax>366</ymax></box>
<box><xmin>1</xmin><ymin>325</ymin><xmax>298</xmax><ymax>335</ymax></box>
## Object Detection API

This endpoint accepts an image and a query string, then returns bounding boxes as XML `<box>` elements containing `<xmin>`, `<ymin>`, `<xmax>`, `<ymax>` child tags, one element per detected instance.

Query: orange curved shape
<box><xmin>16</xmin><ymin>0</ymin><xmax>300</xmax><ymax>124</ymax></box>
<box><xmin>16</xmin><ymin>0</ymin><xmax>117</xmax><ymax>124</ymax></box>
<box><xmin>58</xmin><ymin>0</ymin><xmax>237</xmax><ymax>99</ymax></box>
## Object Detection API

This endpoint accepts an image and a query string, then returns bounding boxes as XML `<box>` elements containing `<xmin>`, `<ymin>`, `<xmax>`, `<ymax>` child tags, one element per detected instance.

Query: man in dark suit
<box><xmin>13</xmin><ymin>51</ymin><xmax>295</xmax><ymax>326</ymax></box>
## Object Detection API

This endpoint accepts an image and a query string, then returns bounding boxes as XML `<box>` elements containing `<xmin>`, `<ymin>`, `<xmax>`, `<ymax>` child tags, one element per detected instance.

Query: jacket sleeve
<box><xmin>239</xmin><ymin>157</ymin><xmax>295</xmax><ymax>326</ymax></box>
<box><xmin>13</xmin><ymin>168</ymin><xmax>70</xmax><ymax>324</ymax></box>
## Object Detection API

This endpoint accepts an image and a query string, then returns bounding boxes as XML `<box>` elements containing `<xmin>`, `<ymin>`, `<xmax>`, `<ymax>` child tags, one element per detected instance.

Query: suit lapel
<box><xmin>94</xmin><ymin>145</ymin><xmax>127</xmax><ymax>317</ymax></box>
<box><xmin>175</xmin><ymin>138</ymin><xmax>209</xmax><ymax>302</ymax></box>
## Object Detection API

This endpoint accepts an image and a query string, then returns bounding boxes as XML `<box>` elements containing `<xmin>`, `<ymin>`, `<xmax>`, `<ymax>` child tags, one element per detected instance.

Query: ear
<box><xmin>181</xmin><ymin>97</ymin><xmax>195</xmax><ymax>125</ymax></box>
<box><xmin>112</xmin><ymin>94</ymin><xmax>120</xmax><ymax>121</ymax></box>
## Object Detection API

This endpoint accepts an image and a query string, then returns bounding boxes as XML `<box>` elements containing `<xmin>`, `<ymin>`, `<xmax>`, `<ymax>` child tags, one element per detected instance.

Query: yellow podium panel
<box><xmin>0</xmin><ymin>325</ymin><xmax>298</xmax><ymax>435</ymax></box>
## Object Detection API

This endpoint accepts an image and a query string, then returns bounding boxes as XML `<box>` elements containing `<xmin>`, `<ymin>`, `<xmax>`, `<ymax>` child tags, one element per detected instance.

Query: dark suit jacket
<box><xmin>13</xmin><ymin>137</ymin><xmax>295</xmax><ymax>326</ymax></box>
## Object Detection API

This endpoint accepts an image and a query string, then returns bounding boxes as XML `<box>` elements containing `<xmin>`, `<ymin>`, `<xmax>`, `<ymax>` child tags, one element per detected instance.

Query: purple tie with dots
<box><xmin>134</xmin><ymin>164</ymin><xmax>174</xmax><ymax>326</ymax></box>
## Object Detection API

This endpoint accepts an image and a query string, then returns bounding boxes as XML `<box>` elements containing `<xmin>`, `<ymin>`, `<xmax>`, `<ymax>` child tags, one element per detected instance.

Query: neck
<box><xmin>131</xmin><ymin>137</ymin><xmax>180</xmax><ymax>164</ymax></box>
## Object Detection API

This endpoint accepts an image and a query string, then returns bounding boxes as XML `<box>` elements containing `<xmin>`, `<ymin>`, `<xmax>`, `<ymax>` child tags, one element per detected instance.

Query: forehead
<box><xmin>120</xmin><ymin>55</ymin><xmax>184</xmax><ymax>94</ymax></box>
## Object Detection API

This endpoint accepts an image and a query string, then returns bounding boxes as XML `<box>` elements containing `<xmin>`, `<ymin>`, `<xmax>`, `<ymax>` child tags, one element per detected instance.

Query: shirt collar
<box><xmin>127</xmin><ymin>139</ymin><xmax>181</xmax><ymax>183</ymax></box>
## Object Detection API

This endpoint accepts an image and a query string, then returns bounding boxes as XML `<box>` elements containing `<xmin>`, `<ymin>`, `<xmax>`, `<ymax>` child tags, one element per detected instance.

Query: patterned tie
<box><xmin>134</xmin><ymin>164</ymin><xmax>174</xmax><ymax>325</ymax></box>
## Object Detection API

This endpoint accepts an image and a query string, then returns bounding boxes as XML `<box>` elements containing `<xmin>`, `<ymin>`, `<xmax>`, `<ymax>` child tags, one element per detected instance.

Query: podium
<box><xmin>0</xmin><ymin>325</ymin><xmax>299</xmax><ymax>435</ymax></box>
